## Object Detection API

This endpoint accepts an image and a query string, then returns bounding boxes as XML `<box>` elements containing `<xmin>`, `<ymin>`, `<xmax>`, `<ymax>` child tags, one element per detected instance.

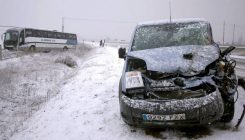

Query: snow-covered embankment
<box><xmin>0</xmin><ymin>44</ymin><xmax>92</xmax><ymax>140</ymax></box>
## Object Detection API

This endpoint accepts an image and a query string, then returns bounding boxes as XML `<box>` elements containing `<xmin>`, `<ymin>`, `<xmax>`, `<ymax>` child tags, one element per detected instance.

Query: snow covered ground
<box><xmin>1</xmin><ymin>44</ymin><xmax>245</xmax><ymax>140</ymax></box>
<box><xmin>0</xmin><ymin>45</ymin><xmax>92</xmax><ymax>140</ymax></box>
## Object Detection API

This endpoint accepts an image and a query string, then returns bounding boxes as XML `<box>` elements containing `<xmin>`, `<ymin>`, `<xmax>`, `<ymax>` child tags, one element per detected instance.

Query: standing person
<box><xmin>100</xmin><ymin>40</ymin><xmax>102</xmax><ymax>47</ymax></box>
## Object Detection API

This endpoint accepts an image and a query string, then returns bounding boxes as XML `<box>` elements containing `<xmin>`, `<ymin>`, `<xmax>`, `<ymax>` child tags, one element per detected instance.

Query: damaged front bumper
<box><xmin>119</xmin><ymin>89</ymin><xmax>224</xmax><ymax>127</ymax></box>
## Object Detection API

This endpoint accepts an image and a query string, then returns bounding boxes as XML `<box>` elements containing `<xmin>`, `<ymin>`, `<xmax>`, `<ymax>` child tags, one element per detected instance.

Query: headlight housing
<box><xmin>125</xmin><ymin>71</ymin><xmax>144</xmax><ymax>89</ymax></box>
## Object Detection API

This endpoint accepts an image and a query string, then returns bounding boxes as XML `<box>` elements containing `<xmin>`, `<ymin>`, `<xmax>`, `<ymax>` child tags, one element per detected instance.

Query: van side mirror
<box><xmin>118</xmin><ymin>47</ymin><xmax>126</xmax><ymax>59</ymax></box>
<box><xmin>221</xmin><ymin>46</ymin><xmax>236</xmax><ymax>57</ymax></box>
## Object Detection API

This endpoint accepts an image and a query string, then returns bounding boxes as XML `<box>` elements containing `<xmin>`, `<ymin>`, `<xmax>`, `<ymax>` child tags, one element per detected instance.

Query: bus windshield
<box><xmin>4</xmin><ymin>31</ymin><xmax>18</xmax><ymax>42</ymax></box>
<box><xmin>132</xmin><ymin>22</ymin><xmax>212</xmax><ymax>51</ymax></box>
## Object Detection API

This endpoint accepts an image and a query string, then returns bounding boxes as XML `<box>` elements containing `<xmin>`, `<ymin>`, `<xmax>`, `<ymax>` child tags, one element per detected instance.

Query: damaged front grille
<box><xmin>126</xmin><ymin>74</ymin><xmax>217</xmax><ymax>100</ymax></box>
<box><xmin>147</xmin><ymin>89</ymin><xmax>207</xmax><ymax>100</ymax></box>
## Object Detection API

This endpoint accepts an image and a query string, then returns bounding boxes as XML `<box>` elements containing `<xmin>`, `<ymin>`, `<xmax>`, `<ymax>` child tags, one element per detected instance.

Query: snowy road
<box><xmin>9</xmin><ymin>46</ymin><xmax>245</xmax><ymax>140</ymax></box>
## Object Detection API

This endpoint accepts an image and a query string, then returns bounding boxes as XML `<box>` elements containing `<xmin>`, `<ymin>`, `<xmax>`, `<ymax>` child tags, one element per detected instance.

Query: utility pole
<box><xmin>222</xmin><ymin>21</ymin><xmax>226</xmax><ymax>45</ymax></box>
<box><xmin>62</xmin><ymin>17</ymin><xmax>64</xmax><ymax>32</ymax></box>
<box><xmin>169</xmin><ymin>0</ymin><xmax>172</xmax><ymax>23</ymax></box>
<box><xmin>232</xmin><ymin>24</ymin><xmax>236</xmax><ymax>45</ymax></box>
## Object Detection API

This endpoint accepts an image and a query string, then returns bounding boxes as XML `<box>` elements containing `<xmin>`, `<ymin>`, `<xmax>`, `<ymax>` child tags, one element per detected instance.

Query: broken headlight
<box><xmin>125</xmin><ymin>71</ymin><xmax>146</xmax><ymax>99</ymax></box>
<box><xmin>125</xmin><ymin>71</ymin><xmax>144</xmax><ymax>89</ymax></box>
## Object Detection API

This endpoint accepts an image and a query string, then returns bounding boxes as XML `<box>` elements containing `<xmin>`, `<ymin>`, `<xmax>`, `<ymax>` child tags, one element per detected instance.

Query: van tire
<box><xmin>220</xmin><ymin>97</ymin><xmax>235</xmax><ymax>123</ymax></box>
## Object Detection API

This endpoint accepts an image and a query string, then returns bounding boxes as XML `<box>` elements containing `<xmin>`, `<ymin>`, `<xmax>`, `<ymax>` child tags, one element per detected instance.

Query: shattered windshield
<box><xmin>132</xmin><ymin>22</ymin><xmax>212</xmax><ymax>51</ymax></box>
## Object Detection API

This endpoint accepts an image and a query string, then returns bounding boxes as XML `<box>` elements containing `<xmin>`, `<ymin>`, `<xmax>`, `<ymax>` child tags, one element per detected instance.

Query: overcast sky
<box><xmin>0</xmin><ymin>0</ymin><xmax>245</xmax><ymax>43</ymax></box>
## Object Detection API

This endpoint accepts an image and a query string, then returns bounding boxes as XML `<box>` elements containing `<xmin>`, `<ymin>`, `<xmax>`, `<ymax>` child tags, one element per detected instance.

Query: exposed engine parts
<box><xmin>124</xmin><ymin>46</ymin><xmax>239</xmax><ymax>123</ymax></box>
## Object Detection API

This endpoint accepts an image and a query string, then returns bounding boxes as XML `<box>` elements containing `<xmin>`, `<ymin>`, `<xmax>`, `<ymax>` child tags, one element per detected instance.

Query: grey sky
<box><xmin>0</xmin><ymin>0</ymin><xmax>245</xmax><ymax>43</ymax></box>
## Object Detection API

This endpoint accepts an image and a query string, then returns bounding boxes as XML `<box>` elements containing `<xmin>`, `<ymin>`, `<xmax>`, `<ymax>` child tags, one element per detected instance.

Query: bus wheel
<box><xmin>63</xmin><ymin>46</ymin><xmax>68</xmax><ymax>51</ymax></box>
<box><xmin>29</xmin><ymin>45</ymin><xmax>36</xmax><ymax>52</ymax></box>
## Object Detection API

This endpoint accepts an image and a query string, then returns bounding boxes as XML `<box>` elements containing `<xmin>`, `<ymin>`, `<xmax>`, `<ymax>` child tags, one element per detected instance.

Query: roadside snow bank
<box><xmin>10</xmin><ymin>47</ymin><xmax>141</xmax><ymax>140</ymax></box>
<box><xmin>0</xmin><ymin>44</ymin><xmax>93</xmax><ymax>140</ymax></box>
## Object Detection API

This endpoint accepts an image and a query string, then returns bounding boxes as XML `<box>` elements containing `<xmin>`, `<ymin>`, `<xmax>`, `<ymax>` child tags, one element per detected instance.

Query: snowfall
<box><xmin>0</xmin><ymin>43</ymin><xmax>245</xmax><ymax>140</ymax></box>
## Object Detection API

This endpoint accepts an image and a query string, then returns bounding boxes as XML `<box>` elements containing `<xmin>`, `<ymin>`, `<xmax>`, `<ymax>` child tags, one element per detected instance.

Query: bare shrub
<box><xmin>74</xmin><ymin>43</ymin><xmax>93</xmax><ymax>57</ymax></box>
<box><xmin>55</xmin><ymin>56</ymin><xmax>77</xmax><ymax>68</ymax></box>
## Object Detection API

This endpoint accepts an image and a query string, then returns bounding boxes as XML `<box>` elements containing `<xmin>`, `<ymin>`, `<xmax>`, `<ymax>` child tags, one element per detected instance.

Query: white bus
<box><xmin>1</xmin><ymin>28</ymin><xmax>77</xmax><ymax>51</ymax></box>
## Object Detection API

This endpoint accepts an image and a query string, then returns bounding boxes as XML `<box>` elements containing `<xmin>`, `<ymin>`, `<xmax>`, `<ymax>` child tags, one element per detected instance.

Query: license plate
<box><xmin>143</xmin><ymin>114</ymin><xmax>186</xmax><ymax>121</ymax></box>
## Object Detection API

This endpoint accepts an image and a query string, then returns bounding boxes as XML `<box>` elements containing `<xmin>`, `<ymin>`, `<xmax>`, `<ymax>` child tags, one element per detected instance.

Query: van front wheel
<box><xmin>220</xmin><ymin>97</ymin><xmax>235</xmax><ymax>123</ymax></box>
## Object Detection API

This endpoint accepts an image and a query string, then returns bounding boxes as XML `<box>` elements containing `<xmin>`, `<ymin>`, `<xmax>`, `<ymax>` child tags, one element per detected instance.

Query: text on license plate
<box><xmin>143</xmin><ymin>114</ymin><xmax>186</xmax><ymax>121</ymax></box>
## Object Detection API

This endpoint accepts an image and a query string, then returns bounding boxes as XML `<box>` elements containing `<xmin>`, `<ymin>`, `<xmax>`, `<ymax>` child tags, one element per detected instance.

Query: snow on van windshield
<box><xmin>132</xmin><ymin>22</ymin><xmax>212</xmax><ymax>51</ymax></box>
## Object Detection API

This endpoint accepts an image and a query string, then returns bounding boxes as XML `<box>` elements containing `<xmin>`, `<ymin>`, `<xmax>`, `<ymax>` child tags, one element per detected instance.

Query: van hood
<box><xmin>127</xmin><ymin>45</ymin><xmax>219</xmax><ymax>75</ymax></box>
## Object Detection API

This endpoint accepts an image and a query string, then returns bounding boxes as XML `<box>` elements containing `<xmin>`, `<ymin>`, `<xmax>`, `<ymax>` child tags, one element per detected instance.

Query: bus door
<box><xmin>19</xmin><ymin>30</ymin><xmax>25</xmax><ymax>46</ymax></box>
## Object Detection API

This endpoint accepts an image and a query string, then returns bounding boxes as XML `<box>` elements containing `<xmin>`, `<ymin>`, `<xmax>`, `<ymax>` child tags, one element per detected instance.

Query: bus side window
<box><xmin>62</xmin><ymin>34</ymin><xmax>66</xmax><ymax>39</ymax></box>
<box><xmin>57</xmin><ymin>33</ymin><xmax>62</xmax><ymax>39</ymax></box>
<box><xmin>48</xmin><ymin>32</ymin><xmax>52</xmax><ymax>38</ymax></box>
<box><xmin>47</xmin><ymin>32</ymin><xmax>55</xmax><ymax>38</ymax></box>
<box><xmin>32</xmin><ymin>30</ymin><xmax>37</xmax><ymax>37</ymax></box>
<box><xmin>68</xmin><ymin>34</ymin><xmax>71</xmax><ymax>39</ymax></box>
<box><xmin>53</xmin><ymin>32</ymin><xmax>56</xmax><ymax>38</ymax></box>
<box><xmin>36</xmin><ymin>30</ymin><xmax>42</xmax><ymax>38</ymax></box>
<box><xmin>69</xmin><ymin>34</ymin><xmax>73</xmax><ymax>40</ymax></box>
<box><xmin>43</xmin><ymin>31</ymin><xmax>48</xmax><ymax>38</ymax></box>
<box><xmin>73</xmin><ymin>34</ymin><xmax>77</xmax><ymax>40</ymax></box>
<box><xmin>26</xmin><ymin>29</ymin><xmax>32</xmax><ymax>37</ymax></box>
